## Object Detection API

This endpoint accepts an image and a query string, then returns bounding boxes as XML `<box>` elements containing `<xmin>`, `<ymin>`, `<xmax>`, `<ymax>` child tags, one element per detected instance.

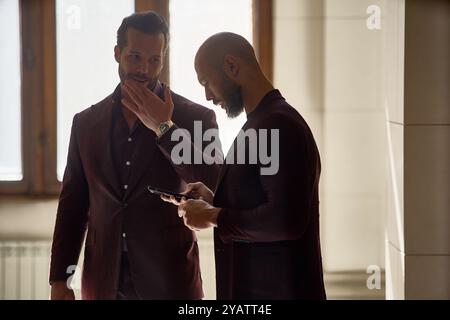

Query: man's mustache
<box><xmin>127</xmin><ymin>74</ymin><xmax>151</xmax><ymax>82</ymax></box>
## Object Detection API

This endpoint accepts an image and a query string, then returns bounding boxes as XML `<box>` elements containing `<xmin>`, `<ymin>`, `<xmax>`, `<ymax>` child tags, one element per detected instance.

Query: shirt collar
<box><xmin>247</xmin><ymin>89</ymin><xmax>284</xmax><ymax>120</ymax></box>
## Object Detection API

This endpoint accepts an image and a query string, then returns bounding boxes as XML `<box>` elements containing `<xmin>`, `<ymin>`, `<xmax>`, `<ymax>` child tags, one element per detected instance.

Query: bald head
<box><xmin>194</xmin><ymin>32</ymin><xmax>273</xmax><ymax>118</ymax></box>
<box><xmin>195</xmin><ymin>32</ymin><xmax>259</xmax><ymax>72</ymax></box>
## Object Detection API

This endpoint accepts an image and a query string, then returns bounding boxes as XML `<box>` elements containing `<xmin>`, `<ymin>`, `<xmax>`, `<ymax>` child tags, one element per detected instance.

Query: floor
<box><xmin>0</xmin><ymin>229</ymin><xmax>385</xmax><ymax>300</ymax></box>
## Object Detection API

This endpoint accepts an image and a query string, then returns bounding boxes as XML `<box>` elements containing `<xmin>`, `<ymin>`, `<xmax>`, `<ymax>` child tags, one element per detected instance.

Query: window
<box><xmin>0</xmin><ymin>0</ymin><xmax>272</xmax><ymax>195</ymax></box>
<box><xmin>56</xmin><ymin>0</ymin><xmax>135</xmax><ymax>180</ymax></box>
<box><xmin>0</xmin><ymin>0</ymin><xmax>22</xmax><ymax>182</ymax></box>
<box><xmin>169</xmin><ymin>0</ymin><xmax>252</xmax><ymax>153</ymax></box>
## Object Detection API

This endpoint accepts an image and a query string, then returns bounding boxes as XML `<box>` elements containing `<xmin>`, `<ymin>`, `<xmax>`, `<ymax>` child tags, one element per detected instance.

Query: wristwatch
<box><xmin>157</xmin><ymin>120</ymin><xmax>174</xmax><ymax>137</ymax></box>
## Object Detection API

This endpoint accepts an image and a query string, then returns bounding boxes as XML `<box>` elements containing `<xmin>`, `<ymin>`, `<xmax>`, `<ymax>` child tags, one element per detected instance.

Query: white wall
<box><xmin>0</xmin><ymin>198</ymin><xmax>56</xmax><ymax>241</ymax></box>
<box><xmin>385</xmin><ymin>0</ymin><xmax>450</xmax><ymax>299</ymax></box>
<box><xmin>274</xmin><ymin>0</ymin><xmax>387</xmax><ymax>271</ymax></box>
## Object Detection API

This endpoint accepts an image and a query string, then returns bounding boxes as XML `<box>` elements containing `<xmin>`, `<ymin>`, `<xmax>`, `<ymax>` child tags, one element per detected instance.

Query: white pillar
<box><xmin>385</xmin><ymin>0</ymin><xmax>450</xmax><ymax>299</ymax></box>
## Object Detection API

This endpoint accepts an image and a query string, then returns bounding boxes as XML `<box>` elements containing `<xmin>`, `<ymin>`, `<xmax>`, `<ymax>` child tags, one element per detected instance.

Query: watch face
<box><xmin>160</xmin><ymin>123</ymin><xmax>169</xmax><ymax>133</ymax></box>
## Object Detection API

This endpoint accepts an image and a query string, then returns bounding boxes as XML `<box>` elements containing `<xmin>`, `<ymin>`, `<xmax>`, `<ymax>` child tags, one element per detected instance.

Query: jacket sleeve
<box><xmin>156</xmin><ymin>108</ymin><xmax>223</xmax><ymax>191</ymax></box>
<box><xmin>216</xmin><ymin>115</ymin><xmax>320</xmax><ymax>243</ymax></box>
<box><xmin>49</xmin><ymin>113</ymin><xmax>90</xmax><ymax>284</ymax></box>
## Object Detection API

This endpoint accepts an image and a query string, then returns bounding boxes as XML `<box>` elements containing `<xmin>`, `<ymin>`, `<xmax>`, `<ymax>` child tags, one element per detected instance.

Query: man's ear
<box><xmin>114</xmin><ymin>46</ymin><xmax>121</xmax><ymax>63</ymax></box>
<box><xmin>223</xmin><ymin>54</ymin><xmax>239</xmax><ymax>79</ymax></box>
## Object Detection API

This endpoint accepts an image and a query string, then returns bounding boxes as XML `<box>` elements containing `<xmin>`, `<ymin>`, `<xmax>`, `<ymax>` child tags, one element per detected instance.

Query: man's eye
<box><xmin>130</xmin><ymin>54</ymin><xmax>140</xmax><ymax>61</ymax></box>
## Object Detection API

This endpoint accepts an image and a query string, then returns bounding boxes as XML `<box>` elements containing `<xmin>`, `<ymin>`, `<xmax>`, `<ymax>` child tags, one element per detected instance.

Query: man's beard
<box><xmin>118</xmin><ymin>65</ymin><xmax>158</xmax><ymax>90</ymax></box>
<box><xmin>219</xmin><ymin>76</ymin><xmax>244</xmax><ymax>119</ymax></box>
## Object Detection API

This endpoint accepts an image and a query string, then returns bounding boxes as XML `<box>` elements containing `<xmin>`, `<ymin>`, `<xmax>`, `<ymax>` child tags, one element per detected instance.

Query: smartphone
<box><xmin>147</xmin><ymin>186</ymin><xmax>193</xmax><ymax>202</ymax></box>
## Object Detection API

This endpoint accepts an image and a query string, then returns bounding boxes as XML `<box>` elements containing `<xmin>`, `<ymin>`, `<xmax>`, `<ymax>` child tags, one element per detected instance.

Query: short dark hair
<box><xmin>117</xmin><ymin>11</ymin><xmax>169</xmax><ymax>53</ymax></box>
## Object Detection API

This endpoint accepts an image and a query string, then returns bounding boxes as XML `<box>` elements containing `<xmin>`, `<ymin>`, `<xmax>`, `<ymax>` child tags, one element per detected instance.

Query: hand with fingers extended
<box><xmin>121</xmin><ymin>79</ymin><xmax>174</xmax><ymax>134</ymax></box>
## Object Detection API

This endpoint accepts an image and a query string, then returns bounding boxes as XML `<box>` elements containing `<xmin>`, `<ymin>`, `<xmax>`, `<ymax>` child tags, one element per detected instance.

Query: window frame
<box><xmin>0</xmin><ymin>0</ymin><xmax>273</xmax><ymax>196</ymax></box>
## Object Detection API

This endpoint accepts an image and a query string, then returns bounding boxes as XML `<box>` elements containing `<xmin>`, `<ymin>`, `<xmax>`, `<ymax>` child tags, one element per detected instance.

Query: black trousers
<box><xmin>116</xmin><ymin>253</ymin><xmax>140</xmax><ymax>300</ymax></box>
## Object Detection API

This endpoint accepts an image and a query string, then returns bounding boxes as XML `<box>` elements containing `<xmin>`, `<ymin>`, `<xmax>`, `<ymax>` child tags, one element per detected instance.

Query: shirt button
<box><xmin>122</xmin><ymin>233</ymin><xmax>126</xmax><ymax>238</ymax></box>
<box><xmin>126</xmin><ymin>161</ymin><xmax>131</xmax><ymax>166</ymax></box>
<box><xmin>128</xmin><ymin>137</ymin><xmax>132</xmax><ymax>142</ymax></box>
<box><xmin>123</xmin><ymin>202</ymin><xmax>128</xmax><ymax>208</ymax></box>
<box><xmin>124</xmin><ymin>184</ymin><xmax>128</xmax><ymax>190</ymax></box>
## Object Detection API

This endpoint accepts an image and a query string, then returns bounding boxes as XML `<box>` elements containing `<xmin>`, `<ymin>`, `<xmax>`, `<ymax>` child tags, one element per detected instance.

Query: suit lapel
<box><xmin>94</xmin><ymin>96</ymin><xmax>122</xmax><ymax>200</ymax></box>
<box><xmin>214</xmin><ymin>117</ymin><xmax>254</xmax><ymax>194</ymax></box>
<box><xmin>213</xmin><ymin>142</ymin><xmax>234</xmax><ymax>193</ymax></box>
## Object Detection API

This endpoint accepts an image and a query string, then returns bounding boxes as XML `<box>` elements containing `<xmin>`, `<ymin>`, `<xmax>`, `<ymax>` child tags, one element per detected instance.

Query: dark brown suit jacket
<box><xmin>213</xmin><ymin>90</ymin><xmax>326</xmax><ymax>299</ymax></box>
<box><xmin>50</xmin><ymin>82</ymin><xmax>221</xmax><ymax>299</ymax></box>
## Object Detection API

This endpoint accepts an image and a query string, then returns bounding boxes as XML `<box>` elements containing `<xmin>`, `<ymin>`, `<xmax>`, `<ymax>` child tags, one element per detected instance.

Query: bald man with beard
<box><xmin>163</xmin><ymin>32</ymin><xmax>326</xmax><ymax>300</ymax></box>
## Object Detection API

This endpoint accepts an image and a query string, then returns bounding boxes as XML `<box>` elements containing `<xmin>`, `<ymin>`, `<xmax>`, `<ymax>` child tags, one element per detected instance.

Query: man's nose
<box><xmin>205</xmin><ymin>87</ymin><xmax>214</xmax><ymax>101</ymax></box>
<box><xmin>136</xmin><ymin>61</ymin><xmax>150</xmax><ymax>74</ymax></box>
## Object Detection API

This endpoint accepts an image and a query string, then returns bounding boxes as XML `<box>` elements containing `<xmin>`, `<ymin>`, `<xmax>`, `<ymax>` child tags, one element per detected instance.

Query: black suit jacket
<box><xmin>213</xmin><ymin>90</ymin><xmax>326</xmax><ymax>299</ymax></box>
<box><xmin>50</xmin><ymin>82</ymin><xmax>221</xmax><ymax>299</ymax></box>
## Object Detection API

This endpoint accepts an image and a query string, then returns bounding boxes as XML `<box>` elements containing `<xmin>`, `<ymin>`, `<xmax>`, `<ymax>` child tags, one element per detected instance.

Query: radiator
<box><xmin>0</xmin><ymin>241</ymin><xmax>51</xmax><ymax>300</ymax></box>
